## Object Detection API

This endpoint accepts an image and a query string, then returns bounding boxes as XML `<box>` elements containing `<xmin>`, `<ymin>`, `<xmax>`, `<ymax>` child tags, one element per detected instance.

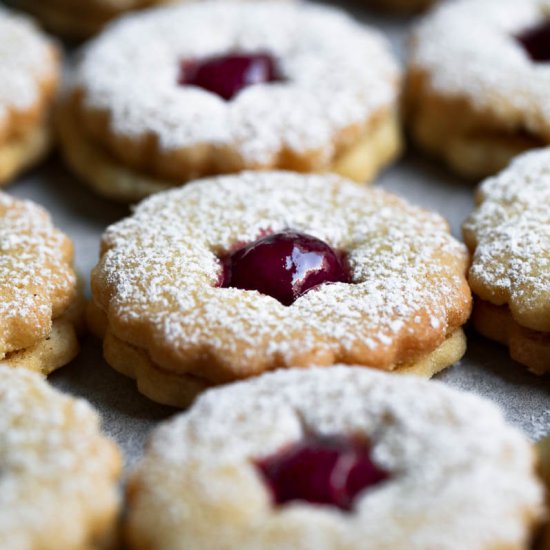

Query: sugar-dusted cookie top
<box><xmin>92</xmin><ymin>171</ymin><xmax>471</xmax><ymax>381</ymax></box>
<box><xmin>0</xmin><ymin>366</ymin><xmax>121</xmax><ymax>550</ymax></box>
<box><xmin>464</xmin><ymin>148</ymin><xmax>550</xmax><ymax>331</ymax></box>
<box><xmin>410</xmin><ymin>0</ymin><xmax>550</xmax><ymax>139</ymax></box>
<box><xmin>0</xmin><ymin>192</ymin><xmax>76</xmax><ymax>355</ymax></box>
<box><xmin>126</xmin><ymin>367</ymin><xmax>544</xmax><ymax>550</ymax></box>
<box><xmin>73</xmin><ymin>0</ymin><xmax>399</xmax><ymax>167</ymax></box>
<box><xmin>0</xmin><ymin>7</ymin><xmax>58</xmax><ymax>136</ymax></box>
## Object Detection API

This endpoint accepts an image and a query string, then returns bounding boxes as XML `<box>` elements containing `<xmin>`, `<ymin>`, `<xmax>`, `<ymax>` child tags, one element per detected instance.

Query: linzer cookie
<box><xmin>125</xmin><ymin>367</ymin><xmax>544</xmax><ymax>550</ymax></box>
<box><xmin>89</xmin><ymin>171</ymin><xmax>471</xmax><ymax>407</ymax></box>
<box><xmin>0</xmin><ymin>192</ymin><xmax>82</xmax><ymax>374</ymax></box>
<box><xmin>0</xmin><ymin>7</ymin><xmax>59</xmax><ymax>185</ymax></box>
<box><xmin>406</xmin><ymin>0</ymin><xmax>550</xmax><ymax>179</ymax></box>
<box><xmin>0</xmin><ymin>366</ymin><xmax>121</xmax><ymax>550</ymax></box>
<box><xmin>57</xmin><ymin>1</ymin><xmax>402</xmax><ymax>202</ymax></box>
<box><xmin>7</xmin><ymin>0</ymin><xmax>175</xmax><ymax>39</ymax></box>
<box><xmin>463</xmin><ymin>148</ymin><xmax>550</xmax><ymax>375</ymax></box>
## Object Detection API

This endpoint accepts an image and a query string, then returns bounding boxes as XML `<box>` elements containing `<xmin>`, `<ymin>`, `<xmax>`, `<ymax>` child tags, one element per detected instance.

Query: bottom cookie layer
<box><xmin>329</xmin><ymin>108</ymin><xmax>402</xmax><ymax>184</ymax></box>
<box><xmin>406</xmin><ymin>71</ymin><xmax>544</xmax><ymax>179</ymax></box>
<box><xmin>1</xmin><ymin>298</ymin><xmax>84</xmax><ymax>375</ymax></box>
<box><xmin>57</xmin><ymin>99</ymin><xmax>402</xmax><ymax>202</ymax></box>
<box><xmin>472</xmin><ymin>299</ymin><xmax>550</xmax><ymax>375</ymax></box>
<box><xmin>100</xmin><ymin>320</ymin><xmax>466</xmax><ymax>408</ymax></box>
<box><xmin>0</xmin><ymin>119</ymin><xmax>52</xmax><ymax>186</ymax></box>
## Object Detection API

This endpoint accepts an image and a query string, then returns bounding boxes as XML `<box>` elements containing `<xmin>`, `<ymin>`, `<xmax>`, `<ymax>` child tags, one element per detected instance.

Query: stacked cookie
<box><xmin>2</xmin><ymin>0</ymin><xmax>550</xmax><ymax>548</ymax></box>
<box><xmin>463</xmin><ymin>150</ymin><xmax>550</xmax><ymax>375</ymax></box>
<box><xmin>406</xmin><ymin>0</ymin><xmax>550</xmax><ymax>178</ymax></box>
<box><xmin>0</xmin><ymin>192</ymin><xmax>81</xmax><ymax>374</ymax></box>
<box><xmin>125</xmin><ymin>367</ymin><xmax>544</xmax><ymax>550</ymax></box>
<box><xmin>88</xmin><ymin>171</ymin><xmax>471</xmax><ymax>407</ymax></box>
<box><xmin>0</xmin><ymin>366</ymin><xmax>122</xmax><ymax>549</ymax></box>
<box><xmin>57</xmin><ymin>0</ymin><xmax>402</xmax><ymax>201</ymax></box>
<box><xmin>0</xmin><ymin>8</ymin><xmax>59</xmax><ymax>185</ymax></box>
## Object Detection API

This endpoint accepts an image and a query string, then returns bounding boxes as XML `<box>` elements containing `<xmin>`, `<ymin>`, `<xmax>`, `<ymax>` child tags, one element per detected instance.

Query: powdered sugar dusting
<box><xmin>128</xmin><ymin>367</ymin><xmax>543</xmax><ymax>550</ymax></box>
<box><xmin>94</xmin><ymin>172</ymin><xmax>470</xmax><ymax>377</ymax></box>
<box><xmin>0</xmin><ymin>192</ymin><xmax>76</xmax><ymax>355</ymax></box>
<box><xmin>0</xmin><ymin>7</ymin><xmax>56</xmax><ymax>127</ymax></box>
<box><xmin>528</xmin><ymin>410</ymin><xmax>550</xmax><ymax>440</ymax></box>
<box><xmin>0</xmin><ymin>366</ymin><xmax>120</xmax><ymax>549</ymax></box>
<box><xmin>410</xmin><ymin>0</ymin><xmax>550</xmax><ymax>137</ymax></box>
<box><xmin>463</xmin><ymin>148</ymin><xmax>550</xmax><ymax>325</ymax></box>
<box><xmin>75</xmin><ymin>0</ymin><xmax>399</xmax><ymax>164</ymax></box>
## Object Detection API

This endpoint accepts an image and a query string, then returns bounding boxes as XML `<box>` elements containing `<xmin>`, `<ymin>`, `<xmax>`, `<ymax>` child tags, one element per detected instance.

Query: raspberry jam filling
<box><xmin>517</xmin><ymin>21</ymin><xmax>550</xmax><ymax>62</ymax></box>
<box><xmin>179</xmin><ymin>53</ymin><xmax>282</xmax><ymax>100</ymax></box>
<box><xmin>256</xmin><ymin>435</ymin><xmax>388</xmax><ymax>511</ymax></box>
<box><xmin>221</xmin><ymin>230</ymin><xmax>350</xmax><ymax>306</ymax></box>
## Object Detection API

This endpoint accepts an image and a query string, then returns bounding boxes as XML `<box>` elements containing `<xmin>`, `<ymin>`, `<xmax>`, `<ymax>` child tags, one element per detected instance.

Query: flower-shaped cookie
<box><xmin>0</xmin><ymin>366</ymin><xmax>121</xmax><ymax>550</ymax></box>
<box><xmin>125</xmin><ymin>367</ymin><xmax>544</xmax><ymax>550</ymax></box>
<box><xmin>90</xmin><ymin>171</ymin><xmax>471</xmax><ymax>406</ymax></box>
<box><xmin>463</xmin><ymin>148</ymin><xmax>550</xmax><ymax>374</ymax></box>
<box><xmin>406</xmin><ymin>0</ymin><xmax>550</xmax><ymax>178</ymax></box>
<box><xmin>0</xmin><ymin>7</ymin><xmax>59</xmax><ymax>185</ymax></box>
<box><xmin>0</xmin><ymin>192</ymin><xmax>81</xmax><ymax>374</ymax></box>
<box><xmin>58</xmin><ymin>1</ymin><xmax>401</xmax><ymax>201</ymax></box>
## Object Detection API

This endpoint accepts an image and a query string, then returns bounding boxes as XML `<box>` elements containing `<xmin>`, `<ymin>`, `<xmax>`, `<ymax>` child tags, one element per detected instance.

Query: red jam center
<box><xmin>256</xmin><ymin>435</ymin><xmax>388</xmax><ymax>511</ymax></box>
<box><xmin>221</xmin><ymin>230</ymin><xmax>350</xmax><ymax>306</ymax></box>
<box><xmin>517</xmin><ymin>21</ymin><xmax>550</xmax><ymax>62</ymax></box>
<box><xmin>179</xmin><ymin>53</ymin><xmax>281</xmax><ymax>100</ymax></box>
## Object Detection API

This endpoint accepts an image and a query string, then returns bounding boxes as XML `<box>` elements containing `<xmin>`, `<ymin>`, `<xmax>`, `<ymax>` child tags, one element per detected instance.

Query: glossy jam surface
<box><xmin>221</xmin><ymin>230</ymin><xmax>350</xmax><ymax>306</ymax></box>
<box><xmin>256</xmin><ymin>435</ymin><xmax>388</xmax><ymax>511</ymax></box>
<box><xmin>179</xmin><ymin>53</ymin><xmax>281</xmax><ymax>100</ymax></box>
<box><xmin>517</xmin><ymin>21</ymin><xmax>550</xmax><ymax>62</ymax></box>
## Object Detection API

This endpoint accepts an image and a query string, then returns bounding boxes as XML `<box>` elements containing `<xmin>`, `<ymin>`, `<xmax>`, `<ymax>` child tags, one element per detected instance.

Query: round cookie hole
<box><xmin>178</xmin><ymin>52</ymin><xmax>283</xmax><ymax>100</ymax></box>
<box><xmin>256</xmin><ymin>434</ymin><xmax>389</xmax><ymax>511</ymax></box>
<box><xmin>517</xmin><ymin>20</ymin><xmax>550</xmax><ymax>62</ymax></box>
<box><xmin>219</xmin><ymin>230</ymin><xmax>351</xmax><ymax>306</ymax></box>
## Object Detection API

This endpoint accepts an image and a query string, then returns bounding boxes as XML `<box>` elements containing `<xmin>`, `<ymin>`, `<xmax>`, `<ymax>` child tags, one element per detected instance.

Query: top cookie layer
<box><xmin>410</xmin><ymin>0</ymin><xmax>550</xmax><ymax>139</ymax></box>
<box><xmin>127</xmin><ymin>367</ymin><xmax>543</xmax><ymax>550</ymax></box>
<box><xmin>463</xmin><ymin>148</ymin><xmax>550</xmax><ymax>331</ymax></box>
<box><xmin>92</xmin><ymin>171</ymin><xmax>471</xmax><ymax>381</ymax></box>
<box><xmin>0</xmin><ymin>366</ymin><xmax>121</xmax><ymax>550</ymax></box>
<box><xmin>0</xmin><ymin>192</ymin><xmax>76</xmax><ymax>356</ymax></box>
<box><xmin>73</xmin><ymin>0</ymin><xmax>399</xmax><ymax>167</ymax></box>
<box><xmin>0</xmin><ymin>7</ymin><xmax>58</xmax><ymax>138</ymax></box>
